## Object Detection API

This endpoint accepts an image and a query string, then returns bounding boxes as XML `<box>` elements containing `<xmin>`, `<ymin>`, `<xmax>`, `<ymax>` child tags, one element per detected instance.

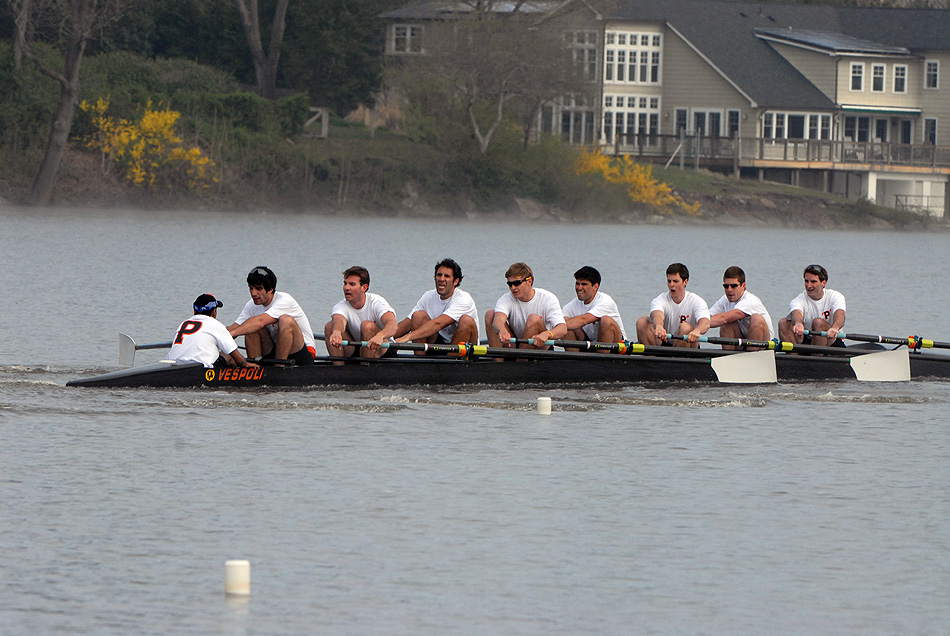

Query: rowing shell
<box><xmin>66</xmin><ymin>347</ymin><xmax>949</xmax><ymax>389</ymax></box>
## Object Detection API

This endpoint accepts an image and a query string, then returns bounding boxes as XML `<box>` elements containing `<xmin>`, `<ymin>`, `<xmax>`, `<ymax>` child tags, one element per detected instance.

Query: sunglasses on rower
<box><xmin>507</xmin><ymin>276</ymin><xmax>532</xmax><ymax>287</ymax></box>
<box><xmin>723</xmin><ymin>283</ymin><xmax>741</xmax><ymax>289</ymax></box>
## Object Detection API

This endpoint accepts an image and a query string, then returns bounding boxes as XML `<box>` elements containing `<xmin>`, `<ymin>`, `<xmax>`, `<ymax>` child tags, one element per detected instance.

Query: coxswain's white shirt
<box><xmin>168</xmin><ymin>314</ymin><xmax>239</xmax><ymax>368</ymax></box>
<box><xmin>494</xmin><ymin>288</ymin><xmax>565</xmax><ymax>338</ymax></box>
<box><xmin>562</xmin><ymin>291</ymin><xmax>627</xmax><ymax>340</ymax></box>
<box><xmin>649</xmin><ymin>291</ymin><xmax>710</xmax><ymax>333</ymax></box>
<box><xmin>409</xmin><ymin>288</ymin><xmax>479</xmax><ymax>342</ymax></box>
<box><xmin>331</xmin><ymin>292</ymin><xmax>397</xmax><ymax>338</ymax></box>
<box><xmin>709</xmin><ymin>290</ymin><xmax>776</xmax><ymax>339</ymax></box>
<box><xmin>788</xmin><ymin>288</ymin><xmax>846</xmax><ymax>325</ymax></box>
<box><xmin>235</xmin><ymin>291</ymin><xmax>316</xmax><ymax>352</ymax></box>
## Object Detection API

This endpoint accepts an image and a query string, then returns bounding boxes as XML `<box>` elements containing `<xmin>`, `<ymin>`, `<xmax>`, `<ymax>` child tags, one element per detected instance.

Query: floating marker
<box><xmin>225</xmin><ymin>560</ymin><xmax>250</xmax><ymax>595</ymax></box>
<box><xmin>537</xmin><ymin>397</ymin><xmax>552</xmax><ymax>415</ymax></box>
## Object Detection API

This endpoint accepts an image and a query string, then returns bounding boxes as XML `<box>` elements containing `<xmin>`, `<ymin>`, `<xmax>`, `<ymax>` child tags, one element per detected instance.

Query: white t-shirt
<box><xmin>709</xmin><ymin>290</ymin><xmax>776</xmax><ymax>339</ymax></box>
<box><xmin>409</xmin><ymin>288</ymin><xmax>479</xmax><ymax>342</ymax></box>
<box><xmin>649</xmin><ymin>291</ymin><xmax>710</xmax><ymax>333</ymax></box>
<box><xmin>562</xmin><ymin>291</ymin><xmax>627</xmax><ymax>340</ymax></box>
<box><xmin>168</xmin><ymin>314</ymin><xmax>239</xmax><ymax>368</ymax></box>
<box><xmin>789</xmin><ymin>288</ymin><xmax>847</xmax><ymax>326</ymax></box>
<box><xmin>235</xmin><ymin>291</ymin><xmax>316</xmax><ymax>353</ymax></box>
<box><xmin>331</xmin><ymin>292</ymin><xmax>397</xmax><ymax>338</ymax></box>
<box><xmin>493</xmin><ymin>288</ymin><xmax>565</xmax><ymax>338</ymax></box>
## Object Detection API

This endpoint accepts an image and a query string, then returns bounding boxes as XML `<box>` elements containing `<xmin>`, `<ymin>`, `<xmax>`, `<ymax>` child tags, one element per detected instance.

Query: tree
<box><xmin>280</xmin><ymin>0</ymin><xmax>384</xmax><ymax>114</ymax></box>
<box><xmin>233</xmin><ymin>0</ymin><xmax>289</xmax><ymax>99</ymax></box>
<box><xmin>399</xmin><ymin>2</ymin><xmax>594</xmax><ymax>154</ymax></box>
<box><xmin>15</xmin><ymin>0</ymin><xmax>126</xmax><ymax>206</ymax></box>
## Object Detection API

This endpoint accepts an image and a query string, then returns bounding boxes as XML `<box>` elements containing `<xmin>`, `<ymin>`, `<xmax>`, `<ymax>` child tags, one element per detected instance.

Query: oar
<box><xmin>120</xmin><ymin>333</ymin><xmax>173</xmax><ymax>366</ymax></box>
<box><xmin>507</xmin><ymin>337</ymin><xmax>776</xmax><ymax>383</ymax></box>
<box><xmin>670</xmin><ymin>334</ymin><xmax>909</xmax><ymax>382</ymax></box>
<box><xmin>806</xmin><ymin>330</ymin><xmax>950</xmax><ymax>351</ymax></box>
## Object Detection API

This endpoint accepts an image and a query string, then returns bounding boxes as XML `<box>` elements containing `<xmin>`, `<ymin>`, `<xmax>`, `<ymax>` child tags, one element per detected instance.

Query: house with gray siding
<box><xmin>381</xmin><ymin>0</ymin><xmax>950</xmax><ymax>216</ymax></box>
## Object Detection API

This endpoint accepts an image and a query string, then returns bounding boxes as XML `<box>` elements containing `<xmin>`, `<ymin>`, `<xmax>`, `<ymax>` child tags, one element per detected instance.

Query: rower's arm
<box><xmin>788</xmin><ymin>309</ymin><xmax>805</xmax><ymax>337</ymax></box>
<box><xmin>549</xmin><ymin>322</ymin><xmax>568</xmax><ymax>340</ymax></box>
<box><xmin>396</xmin><ymin>314</ymin><xmax>454</xmax><ymax>343</ymax></box>
<box><xmin>228</xmin><ymin>313</ymin><xmax>276</xmax><ymax>337</ymax></box>
<box><xmin>650</xmin><ymin>310</ymin><xmax>667</xmax><ymax>338</ymax></box>
<box><xmin>564</xmin><ymin>313</ymin><xmax>598</xmax><ymax>330</ymax></box>
<box><xmin>327</xmin><ymin>314</ymin><xmax>348</xmax><ymax>348</ymax></box>
<box><xmin>827</xmin><ymin>309</ymin><xmax>846</xmax><ymax>339</ymax></box>
<box><xmin>709</xmin><ymin>309</ymin><xmax>747</xmax><ymax>328</ymax></box>
<box><xmin>686</xmin><ymin>317</ymin><xmax>710</xmax><ymax>342</ymax></box>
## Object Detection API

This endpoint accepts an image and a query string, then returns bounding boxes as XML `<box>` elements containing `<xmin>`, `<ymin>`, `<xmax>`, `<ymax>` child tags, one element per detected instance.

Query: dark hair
<box><xmin>247</xmin><ymin>266</ymin><xmax>276</xmax><ymax>291</ymax></box>
<box><xmin>803</xmin><ymin>264</ymin><xmax>828</xmax><ymax>282</ymax></box>
<box><xmin>666</xmin><ymin>262</ymin><xmax>689</xmax><ymax>281</ymax></box>
<box><xmin>343</xmin><ymin>265</ymin><xmax>370</xmax><ymax>287</ymax></box>
<box><xmin>574</xmin><ymin>265</ymin><xmax>601</xmax><ymax>286</ymax></box>
<box><xmin>435</xmin><ymin>258</ymin><xmax>463</xmax><ymax>286</ymax></box>
<box><xmin>723</xmin><ymin>265</ymin><xmax>745</xmax><ymax>284</ymax></box>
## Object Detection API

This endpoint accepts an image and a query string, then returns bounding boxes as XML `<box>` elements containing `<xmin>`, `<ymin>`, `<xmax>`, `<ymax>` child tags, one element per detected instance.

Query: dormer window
<box><xmin>391</xmin><ymin>24</ymin><xmax>423</xmax><ymax>54</ymax></box>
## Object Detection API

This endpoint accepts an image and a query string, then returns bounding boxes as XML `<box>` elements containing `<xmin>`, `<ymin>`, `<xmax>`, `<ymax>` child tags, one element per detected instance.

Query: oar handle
<box><xmin>806</xmin><ymin>330</ymin><xmax>950</xmax><ymax>350</ymax></box>
<box><xmin>508</xmin><ymin>338</ymin><xmax>642</xmax><ymax>354</ymax></box>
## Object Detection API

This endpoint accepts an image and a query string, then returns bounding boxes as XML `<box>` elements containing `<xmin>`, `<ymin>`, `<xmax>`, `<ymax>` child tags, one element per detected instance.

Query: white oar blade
<box><xmin>850</xmin><ymin>348</ymin><xmax>910</xmax><ymax>382</ymax></box>
<box><xmin>710</xmin><ymin>350</ymin><xmax>777</xmax><ymax>384</ymax></box>
<box><xmin>119</xmin><ymin>333</ymin><xmax>136</xmax><ymax>367</ymax></box>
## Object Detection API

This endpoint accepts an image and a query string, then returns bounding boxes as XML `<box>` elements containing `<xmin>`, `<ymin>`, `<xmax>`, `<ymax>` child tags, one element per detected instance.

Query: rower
<box><xmin>561</xmin><ymin>265</ymin><xmax>626</xmax><ymax>352</ymax></box>
<box><xmin>325</xmin><ymin>265</ymin><xmax>399</xmax><ymax>361</ymax></box>
<box><xmin>485</xmin><ymin>262</ymin><xmax>567</xmax><ymax>351</ymax></box>
<box><xmin>169</xmin><ymin>294</ymin><xmax>257</xmax><ymax>370</ymax></box>
<box><xmin>227</xmin><ymin>266</ymin><xmax>317</xmax><ymax>365</ymax></box>
<box><xmin>777</xmin><ymin>263</ymin><xmax>846</xmax><ymax>347</ymax></box>
<box><xmin>708</xmin><ymin>265</ymin><xmax>774</xmax><ymax>349</ymax></box>
<box><xmin>635</xmin><ymin>262</ymin><xmax>710</xmax><ymax>348</ymax></box>
<box><xmin>393</xmin><ymin>258</ymin><xmax>479</xmax><ymax>354</ymax></box>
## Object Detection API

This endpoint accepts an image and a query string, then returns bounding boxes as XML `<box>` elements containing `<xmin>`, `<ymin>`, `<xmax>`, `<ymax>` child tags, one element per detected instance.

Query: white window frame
<box><xmin>603</xmin><ymin>30</ymin><xmax>662</xmax><ymax>86</ymax></box>
<box><xmin>390</xmin><ymin>24</ymin><xmax>423</xmax><ymax>54</ymax></box>
<box><xmin>871</xmin><ymin>64</ymin><xmax>885</xmax><ymax>93</ymax></box>
<box><xmin>603</xmin><ymin>94</ymin><xmax>661</xmax><ymax>145</ymax></box>
<box><xmin>850</xmin><ymin>63</ymin><xmax>864</xmax><ymax>92</ymax></box>
<box><xmin>926</xmin><ymin>60</ymin><xmax>939</xmax><ymax>89</ymax></box>
<box><xmin>894</xmin><ymin>65</ymin><xmax>907</xmax><ymax>94</ymax></box>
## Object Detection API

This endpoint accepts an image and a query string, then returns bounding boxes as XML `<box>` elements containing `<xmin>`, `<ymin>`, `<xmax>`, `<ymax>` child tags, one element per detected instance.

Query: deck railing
<box><xmin>611</xmin><ymin>134</ymin><xmax>950</xmax><ymax>169</ymax></box>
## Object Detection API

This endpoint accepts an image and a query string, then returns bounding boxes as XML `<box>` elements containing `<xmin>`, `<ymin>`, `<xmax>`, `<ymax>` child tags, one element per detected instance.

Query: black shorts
<box><xmin>802</xmin><ymin>335</ymin><xmax>846</xmax><ymax>348</ymax></box>
<box><xmin>288</xmin><ymin>346</ymin><xmax>315</xmax><ymax>365</ymax></box>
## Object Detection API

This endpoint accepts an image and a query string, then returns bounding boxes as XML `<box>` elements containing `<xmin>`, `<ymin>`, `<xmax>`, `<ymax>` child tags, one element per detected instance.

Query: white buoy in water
<box><xmin>537</xmin><ymin>397</ymin><xmax>552</xmax><ymax>415</ymax></box>
<box><xmin>225</xmin><ymin>560</ymin><xmax>251</xmax><ymax>595</ymax></box>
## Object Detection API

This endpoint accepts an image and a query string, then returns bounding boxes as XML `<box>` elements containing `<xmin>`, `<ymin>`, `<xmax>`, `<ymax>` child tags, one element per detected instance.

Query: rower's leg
<box><xmin>809</xmin><ymin>317</ymin><xmax>833</xmax><ymax>347</ymax></box>
<box><xmin>521</xmin><ymin>314</ymin><xmax>549</xmax><ymax>349</ymax></box>
<box><xmin>360</xmin><ymin>320</ymin><xmax>385</xmax><ymax>358</ymax></box>
<box><xmin>719</xmin><ymin>320</ymin><xmax>742</xmax><ymax>350</ymax></box>
<box><xmin>747</xmin><ymin>313</ymin><xmax>770</xmax><ymax>348</ymax></box>
<box><xmin>407</xmin><ymin>311</ymin><xmax>435</xmax><ymax>355</ymax></box>
<box><xmin>274</xmin><ymin>314</ymin><xmax>305</xmax><ymax>360</ymax></box>
<box><xmin>564</xmin><ymin>326</ymin><xmax>586</xmax><ymax>351</ymax></box>
<box><xmin>245</xmin><ymin>328</ymin><xmax>274</xmax><ymax>359</ymax></box>
<box><xmin>777</xmin><ymin>317</ymin><xmax>802</xmax><ymax>345</ymax></box>
<box><xmin>450</xmin><ymin>314</ymin><xmax>478</xmax><ymax>345</ymax></box>
<box><xmin>596</xmin><ymin>317</ymin><xmax>622</xmax><ymax>353</ymax></box>
<box><xmin>674</xmin><ymin>322</ymin><xmax>698</xmax><ymax>348</ymax></box>
<box><xmin>635</xmin><ymin>315</ymin><xmax>659</xmax><ymax>346</ymax></box>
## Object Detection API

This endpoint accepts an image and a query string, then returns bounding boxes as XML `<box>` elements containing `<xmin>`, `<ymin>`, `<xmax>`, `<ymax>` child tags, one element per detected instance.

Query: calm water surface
<box><xmin>2</xmin><ymin>207</ymin><xmax>950</xmax><ymax>634</ymax></box>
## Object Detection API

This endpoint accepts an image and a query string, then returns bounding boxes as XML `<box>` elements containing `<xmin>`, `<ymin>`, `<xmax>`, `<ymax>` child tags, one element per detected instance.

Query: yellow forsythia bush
<box><xmin>575</xmin><ymin>147</ymin><xmax>701</xmax><ymax>216</ymax></box>
<box><xmin>79</xmin><ymin>97</ymin><xmax>216</xmax><ymax>190</ymax></box>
